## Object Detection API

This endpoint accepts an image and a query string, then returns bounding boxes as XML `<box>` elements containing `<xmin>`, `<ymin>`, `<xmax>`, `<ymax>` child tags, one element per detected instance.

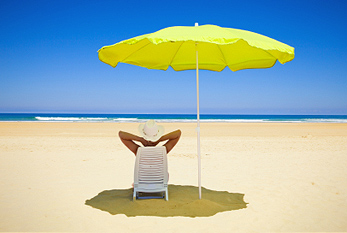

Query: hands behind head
<box><xmin>140</xmin><ymin>138</ymin><xmax>159</xmax><ymax>147</ymax></box>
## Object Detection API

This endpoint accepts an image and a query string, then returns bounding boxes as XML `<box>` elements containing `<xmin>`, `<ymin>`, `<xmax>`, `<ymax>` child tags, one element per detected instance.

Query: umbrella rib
<box><xmin>168</xmin><ymin>41</ymin><xmax>184</xmax><ymax>66</ymax></box>
<box><xmin>243</xmin><ymin>40</ymin><xmax>285</xmax><ymax>63</ymax></box>
<box><xmin>121</xmin><ymin>39</ymin><xmax>153</xmax><ymax>63</ymax></box>
<box><xmin>217</xmin><ymin>44</ymin><xmax>228</xmax><ymax>66</ymax></box>
<box><xmin>261</xmin><ymin>48</ymin><xmax>281</xmax><ymax>61</ymax></box>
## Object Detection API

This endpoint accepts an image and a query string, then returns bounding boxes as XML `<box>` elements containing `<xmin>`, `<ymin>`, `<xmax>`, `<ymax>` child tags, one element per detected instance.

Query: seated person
<box><xmin>119</xmin><ymin>120</ymin><xmax>181</xmax><ymax>155</ymax></box>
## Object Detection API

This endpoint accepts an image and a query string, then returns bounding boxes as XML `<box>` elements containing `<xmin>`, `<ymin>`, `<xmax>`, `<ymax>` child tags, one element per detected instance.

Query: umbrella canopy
<box><xmin>98</xmin><ymin>24</ymin><xmax>294</xmax><ymax>71</ymax></box>
<box><xmin>98</xmin><ymin>24</ymin><xmax>294</xmax><ymax>199</ymax></box>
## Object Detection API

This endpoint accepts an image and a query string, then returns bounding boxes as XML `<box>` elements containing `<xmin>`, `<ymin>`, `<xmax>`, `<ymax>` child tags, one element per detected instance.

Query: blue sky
<box><xmin>1</xmin><ymin>0</ymin><xmax>346</xmax><ymax>114</ymax></box>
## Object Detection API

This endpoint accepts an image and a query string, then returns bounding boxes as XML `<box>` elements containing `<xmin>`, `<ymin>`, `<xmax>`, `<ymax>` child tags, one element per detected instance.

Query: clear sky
<box><xmin>1</xmin><ymin>0</ymin><xmax>346</xmax><ymax>114</ymax></box>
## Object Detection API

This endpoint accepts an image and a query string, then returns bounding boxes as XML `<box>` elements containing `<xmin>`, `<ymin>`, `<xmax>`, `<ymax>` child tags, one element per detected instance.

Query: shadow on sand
<box><xmin>85</xmin><ymin>184</ymin><xmax>247</xmax><ymax>217</ymax></box>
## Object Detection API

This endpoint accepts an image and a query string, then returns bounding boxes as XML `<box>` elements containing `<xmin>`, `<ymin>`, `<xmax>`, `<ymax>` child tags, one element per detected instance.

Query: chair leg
<box><xmin>165</xmin><ymin>188</ymin><xmax>168</xmax><ymax>201</ymax></box>
<box><xmin>133</xmin><ymin>190</ymin><xmax>137</xmax><ymax>201</ymax></box>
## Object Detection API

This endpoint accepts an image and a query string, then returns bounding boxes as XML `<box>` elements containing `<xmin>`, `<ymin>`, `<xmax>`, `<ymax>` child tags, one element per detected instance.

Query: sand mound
<box><xmin>85</xmin><ymin>184</ymin><xmax>247</xmax><ymax>217</ymax></box>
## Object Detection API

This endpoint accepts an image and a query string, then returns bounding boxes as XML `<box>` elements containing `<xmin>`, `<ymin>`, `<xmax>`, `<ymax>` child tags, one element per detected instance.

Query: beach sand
<box><xmin>0</xmin><ymin>122</ymin><xmax>346</xmax><ymax>232</ymax></box>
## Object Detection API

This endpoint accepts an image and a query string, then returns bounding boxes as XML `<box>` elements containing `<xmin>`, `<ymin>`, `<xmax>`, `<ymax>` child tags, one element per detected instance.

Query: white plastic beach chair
<box><xmin>133</xmin><ymin>146</ymin><xmax>169</xmax><ymax>201</ymax></box>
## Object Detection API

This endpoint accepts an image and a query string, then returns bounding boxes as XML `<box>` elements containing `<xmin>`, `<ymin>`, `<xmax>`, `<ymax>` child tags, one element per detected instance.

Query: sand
<box><xmin>0</xmin><ymin>122</ymin><xmax>346</xmax><ymax>232</ymax></box>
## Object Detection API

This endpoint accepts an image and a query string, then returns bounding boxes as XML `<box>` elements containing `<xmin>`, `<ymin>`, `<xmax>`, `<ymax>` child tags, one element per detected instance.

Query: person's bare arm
<box><xmin>155</xmin><ymin>129</ymin><xmax>181</xmax><ymax>153</ymax></box>
<box><xmin>119</xmin><ymin>131</ymin><xmax>148</xmax><ymax>155</ymax></box>
<box><xmin>119</xmin><ymin>129</ymin><xmax>181</xmax><ymax>155</ymax></box>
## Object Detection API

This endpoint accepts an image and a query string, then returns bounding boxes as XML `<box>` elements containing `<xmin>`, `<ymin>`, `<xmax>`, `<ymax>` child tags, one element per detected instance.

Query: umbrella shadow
<box><xmin>85</xmin><ymin>184</ymin><xmax>248</xmax><ymax>217</ymax></box>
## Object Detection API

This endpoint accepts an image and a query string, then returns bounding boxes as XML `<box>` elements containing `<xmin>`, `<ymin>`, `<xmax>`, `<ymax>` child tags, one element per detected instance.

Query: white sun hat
<box><xmin>138</xmin><ymin>120</ymin><xmax>164</xmax><ymax>142</ymax></box>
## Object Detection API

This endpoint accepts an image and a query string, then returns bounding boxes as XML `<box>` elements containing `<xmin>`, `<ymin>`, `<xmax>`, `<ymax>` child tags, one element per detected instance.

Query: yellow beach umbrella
<box><xmin>98</xmin><ymin>23</ymin><xmax>294</xmax><ymax>199</ymax></box>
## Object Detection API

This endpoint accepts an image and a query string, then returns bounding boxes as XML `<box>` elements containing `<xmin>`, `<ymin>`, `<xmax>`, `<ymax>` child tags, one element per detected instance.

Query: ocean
<box><xmin>1</xmin><ymin>113</ymin><xmax>347</xmax><ymax>123</ymax></box>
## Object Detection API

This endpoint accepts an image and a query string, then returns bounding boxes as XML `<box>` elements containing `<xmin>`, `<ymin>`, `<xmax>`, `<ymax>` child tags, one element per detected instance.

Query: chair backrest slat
<box><xmin>134</xmin><ymin>146</ymin><xmax>168</xmax><ymax>189</ymax></box>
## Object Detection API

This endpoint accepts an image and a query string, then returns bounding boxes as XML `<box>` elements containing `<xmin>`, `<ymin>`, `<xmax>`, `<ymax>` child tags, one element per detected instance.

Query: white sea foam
<box><xmin>112</xmin><ymin>118</ymin><xmax>139</xmax><ymax>122</ymax></box>
<box><xmin>154</xmin><ymin>119</ymin><xmax>268</xmax><ymax>123</ymax></box>
<box><xmin>33</xmin><ymin>116</ymin><xmax>347</xmax><ymax>123</ymax></box>
<box><xmin>86</xmin><ymin>118</ymin><xmax>108</xmax><ymax>121</ymax></box>
<box><xmin>35</xmin><ymin>117</ymin><xmax>108</xmax><ymax>122</ymax></box>
<box><xmin>36</xmin><ymin>117</ymin><xmax>79</xmax><ymax>121</ymax></box>
<box><xmin>201</xmin><ymin>119</ymin><xmax>267</xmax><ymax>123</ymax></box>
<box><xmin>303</xmin><ymin>118</ymin><xmax>347</xmax><ymax>123</ymax></box>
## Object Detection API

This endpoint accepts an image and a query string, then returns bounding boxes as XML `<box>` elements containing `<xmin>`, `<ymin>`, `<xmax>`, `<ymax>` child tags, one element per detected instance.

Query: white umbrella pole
<box><xmin>195</xmin><ymin>23</ymin><xmax>202</xmax><ymax>200</ymax></box>
<box><xmin>196</xmin><ymin>48</ymin><xmax>201</xmax><ymax>200</ymax></box>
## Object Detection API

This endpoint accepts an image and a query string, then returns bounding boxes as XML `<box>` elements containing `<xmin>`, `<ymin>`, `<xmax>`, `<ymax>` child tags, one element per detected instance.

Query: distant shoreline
<box><xmin>1</xmin><ymin>113</ymin><xmax>347</xmax><ymax>123</ymax></box>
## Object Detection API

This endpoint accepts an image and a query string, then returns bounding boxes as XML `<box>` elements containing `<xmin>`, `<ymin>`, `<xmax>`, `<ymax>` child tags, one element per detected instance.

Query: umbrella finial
<box><xmin>195</xmin><ymin>22</ymin><xmax>199</xmax><ymax>27</ymax></box>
